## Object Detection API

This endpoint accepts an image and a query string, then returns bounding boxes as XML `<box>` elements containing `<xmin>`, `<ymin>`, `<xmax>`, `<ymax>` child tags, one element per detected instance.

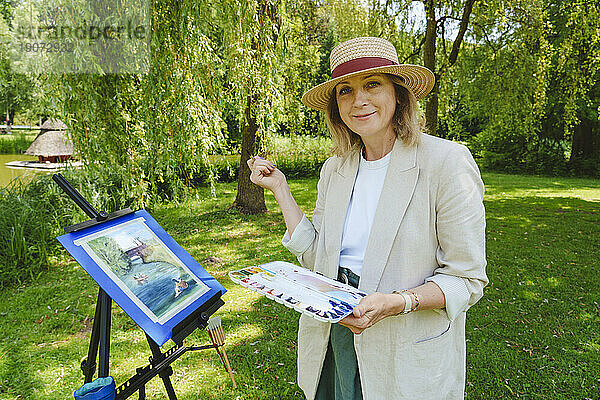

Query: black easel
<box><xmin>53</xmin><ymin>174</ymin><xmax>224</xmax><ymax>399</ymax></box>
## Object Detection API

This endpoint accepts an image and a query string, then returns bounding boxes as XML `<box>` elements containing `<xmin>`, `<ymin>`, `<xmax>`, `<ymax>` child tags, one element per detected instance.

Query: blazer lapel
<box><xmin>359</xmin><ymin>139</ymin><xmax>419</xmax><ymax>293</ymax></box>
<box><xmin>322</xmin><ymin>150</ymin><xmax>359</xmax><ymax>279</ymax></box>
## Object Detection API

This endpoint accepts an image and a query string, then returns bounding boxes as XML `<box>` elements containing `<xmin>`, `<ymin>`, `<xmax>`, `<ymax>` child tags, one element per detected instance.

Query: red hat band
<box><xmin>330</xmin><ymin>57</ymin><xmax>398</xmax><ymax>79</ymax></box>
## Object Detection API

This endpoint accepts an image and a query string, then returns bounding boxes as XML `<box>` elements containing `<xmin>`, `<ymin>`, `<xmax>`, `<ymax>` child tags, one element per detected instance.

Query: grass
<box><xmin>0</xmin><ymin>172</ymin><xmax>599</xmax><ymax>399</ymax></box>
<box><xmin>0</xmin><ymin>133</ymin><xmax>36</xmax><ymax>154</ymax></box>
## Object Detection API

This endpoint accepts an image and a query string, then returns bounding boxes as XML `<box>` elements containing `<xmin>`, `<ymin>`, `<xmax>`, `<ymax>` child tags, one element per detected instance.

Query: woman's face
<box><xmin>335</xmin><ymin>73</ymin><xmax>397</xmax><ymax>141</ymax></box>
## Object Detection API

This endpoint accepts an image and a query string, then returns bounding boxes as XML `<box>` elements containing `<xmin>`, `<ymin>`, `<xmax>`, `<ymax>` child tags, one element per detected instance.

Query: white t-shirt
<box><xmin>338</xmin><ymin>150</ymin><xmax>391</xmax><ymax>276</ymax></box>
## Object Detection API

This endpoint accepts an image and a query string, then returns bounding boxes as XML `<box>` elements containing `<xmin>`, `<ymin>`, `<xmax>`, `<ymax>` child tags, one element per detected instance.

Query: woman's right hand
<box><xmin>247</xmin><ymin>156</ymin><xmax>287</xmax><ymax>193</ymax></box>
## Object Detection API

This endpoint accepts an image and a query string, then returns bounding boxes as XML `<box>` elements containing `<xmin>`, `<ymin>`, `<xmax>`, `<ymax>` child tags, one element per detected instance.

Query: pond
<box><xmin>0</xmin><ymin>154</ymin><xmax>46</xmax><ymax>188</ymax></box>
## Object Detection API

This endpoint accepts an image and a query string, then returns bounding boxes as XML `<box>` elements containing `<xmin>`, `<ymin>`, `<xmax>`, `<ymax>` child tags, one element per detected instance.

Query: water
<box><xmin>0</xmin><ymin>154</ymin><xmax>44</xmax><ymax>188</ymax></box>
<box><xmin>121</xmin><ymin>261</ymin><xmax>205</xmax><ymax>320</ymax></box>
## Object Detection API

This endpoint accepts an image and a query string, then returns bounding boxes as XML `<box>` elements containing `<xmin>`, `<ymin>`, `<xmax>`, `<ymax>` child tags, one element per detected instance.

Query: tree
<box><xmin>546</xmin><ymin>0</ymin><xmax>600</xmax><ymax>172</ymax></box>
<box><xmin>212</xmin><ymin>0</ymin><xmax>283</xmax><ymax>214</ymax></box>
<box><xmin>446</xmin><ymin>0</ymin><xmax>600</xmax><ymax>175</ymax></box>
<box><xmin>49</xmin><ymin>0</ymin><xmax>228</xmax><ymax>209</ymax></box>
<box><xmin>422</xmin><ymin>0</ymin><xmax>477</xmax><ymax>135</ymax></box>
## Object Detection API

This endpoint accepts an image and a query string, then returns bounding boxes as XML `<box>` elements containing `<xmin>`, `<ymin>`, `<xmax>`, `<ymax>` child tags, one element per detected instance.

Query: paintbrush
<box><xmin>207</xmin><ymin>316</ymin><xmax>237</xmax><ymax>388</ymax></box>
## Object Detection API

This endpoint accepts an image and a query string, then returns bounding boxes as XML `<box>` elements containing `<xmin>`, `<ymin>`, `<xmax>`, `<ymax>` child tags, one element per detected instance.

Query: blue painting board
<box><xmin>58</xmin><ymin>210</ymin><xmax>226</xmax><ymax>346</ymax></box>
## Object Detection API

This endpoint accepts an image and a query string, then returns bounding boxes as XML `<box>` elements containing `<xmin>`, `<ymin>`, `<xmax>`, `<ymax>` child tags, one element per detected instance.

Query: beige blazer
<box><xmin>282</xmin><ymin>133</ymin><xmax>488</xmax><ymax>400</ymax></box>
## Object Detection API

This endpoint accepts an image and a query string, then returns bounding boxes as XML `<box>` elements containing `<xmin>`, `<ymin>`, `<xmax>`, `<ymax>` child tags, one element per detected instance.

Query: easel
<box><xmin>53</xmin><ymin>173</ymin><xmax>225</xmax><ymax>399</ymax></box>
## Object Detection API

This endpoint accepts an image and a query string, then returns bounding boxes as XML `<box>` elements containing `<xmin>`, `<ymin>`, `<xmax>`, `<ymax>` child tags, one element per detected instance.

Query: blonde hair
<box><xmin>325</xmin><ymin>74</ymin><xmax>425</xmax><ymax>156</ymax></box>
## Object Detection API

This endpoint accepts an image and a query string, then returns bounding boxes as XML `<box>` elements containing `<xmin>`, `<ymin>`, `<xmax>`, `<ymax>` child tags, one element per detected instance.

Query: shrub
<box><xmin>0</xmin><ymin>173</ymin><xmax>83</xmax><ymax>287</ymax></box>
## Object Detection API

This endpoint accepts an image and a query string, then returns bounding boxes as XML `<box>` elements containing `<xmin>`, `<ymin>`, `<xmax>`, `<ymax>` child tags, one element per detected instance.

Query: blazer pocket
<box><xmin>414</xmin><ymin>321</ymin><xmax>451</xmax><ymax>345</ymax></box>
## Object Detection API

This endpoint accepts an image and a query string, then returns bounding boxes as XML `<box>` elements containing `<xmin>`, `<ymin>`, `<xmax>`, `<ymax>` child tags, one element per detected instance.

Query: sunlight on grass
<box><xmin>582</xmin><ymin>341</ymin><xmax>600</xmax><ymax>352</ymax></box>
<box><xmin>2</xmin><ymin>171</ymin><xmax>600</xmax><ymax>399</ymax></box>
<box><xmin>521</xmin><ymin>290</ymin><xmax>540</xmax><ymax>301</ymax></box>
<box><xmin>225</xmin><ymin>323</ymin><xmax>265</xmax><ymax>344</ymax></box>
<box><xmin>578</xmin><ymin>312</ymin><xmax>599</xmax><ymax>322</ymax></box>
<box><xmin>222</xmin><ymin>286</ymin><xmax>262</xmax><ymax>311</ymax></box>
<box><xmin>546</xmin><ymin>277</ymin><xmax>560</xmax><ymax>287</ymax></box>
<box><xmin>486</xmin><ymin>188</ymin><xmax>600</xmax><ymax>201</ymax></box>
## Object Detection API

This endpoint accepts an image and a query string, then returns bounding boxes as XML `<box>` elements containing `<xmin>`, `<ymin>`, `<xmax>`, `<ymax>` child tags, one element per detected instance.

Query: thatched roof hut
<box><xmin>25</xmin><ymin>119</ymin><xmax>73</xmax><ymax>162</ymax></box>
<box><xmin>39</xmin><ymin>118</ymin><xmax>67</xmax><ymax>132</ymax></box>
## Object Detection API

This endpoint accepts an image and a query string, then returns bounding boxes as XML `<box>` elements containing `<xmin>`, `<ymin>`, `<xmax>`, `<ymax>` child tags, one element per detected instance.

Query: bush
<box><xmin>0</xmin><ymin>134</ymin><xmax>333</xmax><ymax>287</ymax></box>
<box><xmin>266</xmin><ymin>135</ymin><xmax>333</xmax><ymax>178</ymax></box>
<box><xmin>0</xmin><ymin>164</ymin><xmax>154</xmax><ymax>288</ymax></box>
<box><xmin>0</xmin><ymin>173</ymin><xmax>83</xmax><ymax>287</ymax></box>
<box><xmin>191</xmin><ymin>135</ymin><xmax>334</xmax><ymax>184</ymax></box>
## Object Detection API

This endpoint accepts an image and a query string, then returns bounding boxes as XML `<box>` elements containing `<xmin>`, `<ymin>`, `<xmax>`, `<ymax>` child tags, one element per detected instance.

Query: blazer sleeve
<box><xmin>425</xmin><ymin>144</ymin><xmax>488</xmax><ymax>321</ymax></box>
<box><xmin>281</xmin><ymin>156</ymin><xmax>333</xmax><ymax>270</ymax></box>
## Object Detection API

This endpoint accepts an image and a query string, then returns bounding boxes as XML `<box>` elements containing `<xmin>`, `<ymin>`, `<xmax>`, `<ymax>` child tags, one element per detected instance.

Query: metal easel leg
<box><xmin>98</xmin><ymin>289</ymin><xmax>112</xmax><ymax>377</ymax></box>
<box><xmin>81</xmin><ymin>288</ymin><xmax>112</xmax><ymax>382</ymax></box>
<box><xmin>146</xmin><ymin>334</ymin><xmax>177</xmax><ymax>400</ymax></box>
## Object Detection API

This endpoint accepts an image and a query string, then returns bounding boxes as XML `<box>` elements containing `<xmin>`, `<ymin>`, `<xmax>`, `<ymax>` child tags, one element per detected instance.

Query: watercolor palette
<box><xmin>229</xmin><ymin>261</ymin><xmax>367</xmax><ymax>323</ymax></box>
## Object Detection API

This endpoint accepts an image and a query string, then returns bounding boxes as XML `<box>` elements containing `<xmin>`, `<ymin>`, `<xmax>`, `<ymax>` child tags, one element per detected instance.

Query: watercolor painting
<box><xmin>75</xmin><ymin>217</ymin><xmax>210</xmax><ymax>323</ymax></box>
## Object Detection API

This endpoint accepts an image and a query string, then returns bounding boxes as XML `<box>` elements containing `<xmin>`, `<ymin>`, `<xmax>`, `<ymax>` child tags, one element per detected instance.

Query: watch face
<box><xmin>338</xmin><ymin>272</ymin><xmax>349</xmax><ymax>285</ymax></box>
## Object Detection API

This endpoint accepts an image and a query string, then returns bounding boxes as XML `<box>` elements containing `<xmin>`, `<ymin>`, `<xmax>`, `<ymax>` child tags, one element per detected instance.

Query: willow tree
<box><xmin>143</xmin><ymin>0</ymin><xmax>227</xmax><ymax>198</ymax></box>
<box><xmin>214</xmin><ymin>0</ymin><xmax>283</xmax><ymax>214</ymax></box>
<box><xmin>547</xmin><ymin>0</ymin><xmax>600</xmax><ymax>171</ymax></box>
<box><xmin>440</xmin><ymin>0</ymin><xmax>599</xmax><ymax>175</ymax></box>
<box><xmin>45</xmin><ymin>0</ymin><xmax>227</xmax><ymax>209</ymax></box>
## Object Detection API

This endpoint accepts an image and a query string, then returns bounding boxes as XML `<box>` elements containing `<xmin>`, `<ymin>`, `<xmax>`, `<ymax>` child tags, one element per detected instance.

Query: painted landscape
<box><xmin>85</xmin><ymin>220</ymin><xmax>209</xmax><ymax>321</ymax></box>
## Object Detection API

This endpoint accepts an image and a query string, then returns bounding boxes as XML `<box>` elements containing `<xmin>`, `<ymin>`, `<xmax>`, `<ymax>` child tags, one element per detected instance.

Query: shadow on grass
<box><xmin>482</xmin><ymin>172</ymin><xmax>600</xmax><ymax>193</ymax></box>
<box><xmin>2</xmin><ymin>184</ymin><xmax>598</xmax><ymax>399</ymax></box>
<box><xmin>467</xmin><ymin>195</ymin><xmax>599</xmax><ymax>399</ymax></box>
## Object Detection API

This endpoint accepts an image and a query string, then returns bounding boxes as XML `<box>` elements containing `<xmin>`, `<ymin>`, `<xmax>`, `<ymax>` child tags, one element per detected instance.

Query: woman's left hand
<box><xmin>339</xmin><ymin>292</ymin><xmax>403</xmax><ymax>335</ymax></box>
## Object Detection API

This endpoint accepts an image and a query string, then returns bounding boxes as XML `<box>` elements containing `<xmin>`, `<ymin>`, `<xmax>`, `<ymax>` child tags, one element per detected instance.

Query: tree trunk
<box><xmin>422</xmin><ymin>0</ymin><xmax>476</xmax><ymax>137</ymax></box>
<box><xmin>569</xmin><ymin>117</ymin><xmax>599</xmax><ymax>170</ymax></box>
<box><xmin>233</xmin><ymin>95</ymin><xmax>267</xmax><ymax>214</ymax></box>
<box><xmin>423</xmin><ymin>0</ymin><xmax>438</xmax><ymax>136</ymax></box>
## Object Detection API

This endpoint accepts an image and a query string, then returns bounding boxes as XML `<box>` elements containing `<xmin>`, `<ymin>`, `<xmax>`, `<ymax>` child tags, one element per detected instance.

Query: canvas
<box><xmin>58</xmin><ymin>210</ymin><xmax>226</xmax><ymax>346</ymax></box>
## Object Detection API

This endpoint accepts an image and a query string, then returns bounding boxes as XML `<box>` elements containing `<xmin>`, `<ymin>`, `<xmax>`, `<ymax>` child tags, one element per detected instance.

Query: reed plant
<box><xmin>0</xmin><ymin>133</ymin><xmax>36</xmax><ymax>154</ymax></box>
<box><xmin>0</xmin><ymin>174</ymin><xmax>80</xmax><ymax>287</ymax></box>
<box><xmin>0</xmin><ymin>164</ymin><xmax>147</xmax><ymax>288</ymax></box>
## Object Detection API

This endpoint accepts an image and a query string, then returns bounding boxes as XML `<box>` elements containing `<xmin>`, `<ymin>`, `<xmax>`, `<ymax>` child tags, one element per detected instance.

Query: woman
<box><xmin>247</xmin><ymin>37</ymin><xmax>487</xmax><ymax>400</ymax></box>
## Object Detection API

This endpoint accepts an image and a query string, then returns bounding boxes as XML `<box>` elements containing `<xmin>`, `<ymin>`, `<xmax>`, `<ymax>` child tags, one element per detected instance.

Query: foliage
<box><xmin>445</xmin><ymin>0</ymin><xmax>600</xmax><ymax>175</ymax></box>
<box><xmin>0</xmin><ymin>172</ymin><xmax>599</xmax><ymax>398</ymax></box>
<box><xmin>0</xmin><ymin>14</ymin><xmax>47</xmax><ymax>123</ymax></box>
<box><xmin>0</xmin><ymin>172</ymin><xmax>84</xmax><ymax>287</ymax></box>
<box><xmin>87</xmin><ymin>237</ymin><xmax>131</xmax><ymax>274</ymax></box>
<box><xmin>45</xmin><ymin>0</ymin><xmax>229</xmax><ymax>208</ymax></box>
<box><xmin>0</xmin><ymin>132</ymin><xmax>34</xmax><ymax>154</ymax></box>
<box><xmin>264</xmin><ymin>134</ymin><xmax>332</xmax><ymax>178</ymax></box>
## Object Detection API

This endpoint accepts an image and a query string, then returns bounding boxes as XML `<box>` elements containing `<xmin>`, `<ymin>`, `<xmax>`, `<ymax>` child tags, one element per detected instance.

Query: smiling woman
<box><xmin>246</xmin><ymin>36</ymin><xmax>487</xmax><ymax>400</ymax></box>
<box><xmin>333</xmin><ymin>74</ymin><xmax>397</xmax><ymax>158</ymax></box>
<box><xmin>327</xmin><ymin>73</ymin><xmax>423</xmax><ymax>159</ymax></box>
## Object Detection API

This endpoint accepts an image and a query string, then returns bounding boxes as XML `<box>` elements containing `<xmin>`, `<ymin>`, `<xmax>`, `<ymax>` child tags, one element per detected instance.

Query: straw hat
<box><xmin>302</xmin><ymin>37</ymin><xmax>435</xmax><ymax>111</ymax></box>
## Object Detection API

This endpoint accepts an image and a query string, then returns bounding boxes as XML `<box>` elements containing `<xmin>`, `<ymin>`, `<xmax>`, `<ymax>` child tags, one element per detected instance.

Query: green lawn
<box><xmin>0</xmin><ymin>172</ymin><xmax>598</xmax><ymax>399</ymax></box>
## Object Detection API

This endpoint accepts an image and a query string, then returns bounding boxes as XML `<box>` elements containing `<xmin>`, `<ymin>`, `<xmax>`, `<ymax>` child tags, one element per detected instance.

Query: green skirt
<box><xmin>314</xmin><ymin>323</ymin><xmax>363</xmax><ymax>400</ymax></box>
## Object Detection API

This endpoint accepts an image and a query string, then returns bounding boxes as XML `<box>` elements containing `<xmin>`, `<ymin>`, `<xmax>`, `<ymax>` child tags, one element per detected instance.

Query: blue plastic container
<box><xmin>74</xmin><ymin>376</ymin><xmax>115</xmax><ymax>400</ymax></box>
